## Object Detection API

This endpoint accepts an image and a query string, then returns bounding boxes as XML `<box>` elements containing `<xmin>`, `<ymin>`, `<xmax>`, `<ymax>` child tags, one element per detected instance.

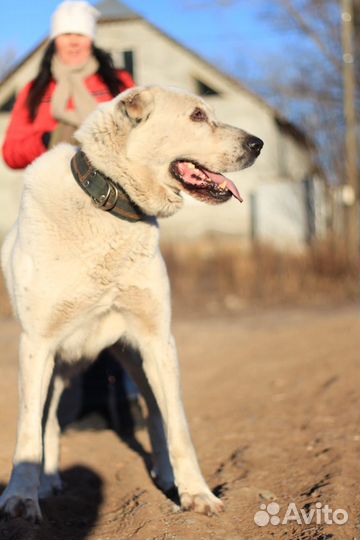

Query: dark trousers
<box><xmin>58</xmin><ymin>348</ymin><xmax>141</xmax><ymax>436</ymax></box>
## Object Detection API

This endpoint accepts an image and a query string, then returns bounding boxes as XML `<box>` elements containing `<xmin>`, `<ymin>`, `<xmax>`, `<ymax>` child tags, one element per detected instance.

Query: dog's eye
<box><xmin>190</xmin><ymin>108</ymin><xmax>208</xmax><ymax>122</ymax></box>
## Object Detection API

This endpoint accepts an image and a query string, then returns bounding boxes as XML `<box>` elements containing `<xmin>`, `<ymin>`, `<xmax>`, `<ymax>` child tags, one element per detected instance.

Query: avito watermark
<box><xmin>254</xmin><ymin>501</ymin><xmax>348</xmax><ymax>527</ymax></box>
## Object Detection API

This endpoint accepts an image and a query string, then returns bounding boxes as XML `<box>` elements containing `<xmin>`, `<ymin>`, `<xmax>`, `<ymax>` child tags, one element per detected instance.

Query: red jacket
<box><xmin>2</xmin><ymin>70</ymin><xmax>135</xmax><ymax>169</ymax></box>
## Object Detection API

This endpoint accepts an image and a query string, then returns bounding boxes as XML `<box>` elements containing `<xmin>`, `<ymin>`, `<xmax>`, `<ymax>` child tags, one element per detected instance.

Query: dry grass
<box><xmin>162</xmin><ymin>236</ymin><xmax>359</xmax><ymax>315</ymax></box>
<box><xmin>0</xmin><ymin>236</ymin><xmax>358</xmax><ymax>319</ymax></box>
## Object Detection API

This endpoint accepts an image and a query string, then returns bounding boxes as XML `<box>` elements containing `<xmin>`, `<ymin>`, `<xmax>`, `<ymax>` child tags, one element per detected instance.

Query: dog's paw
<box><xmin>39</xmin><ymin>472</ymin><xmax>63</xmax><ymax>499</ymax></box>
<box><xmin>0</xmin><ymin>495</ymin><xmax>42</xmax><ymax>523</ymax></box>
<box><xmin>180</xmin><ymin>491</ymin><xmax>224</xmax><ymax>516</ymax></box>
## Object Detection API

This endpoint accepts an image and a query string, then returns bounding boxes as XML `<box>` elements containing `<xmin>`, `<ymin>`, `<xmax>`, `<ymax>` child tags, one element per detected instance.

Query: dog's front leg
<box><xmin>114</xmin><ymin>345</ymin><xmax>174</xmax><ymax>492</ymax></box>
<box><xmin>0</xmin><ymin>333</ymin><xmax>54</xmax><ymax>522</ymax></box>
<box><xmin>39</xmin><ymin>373</ymin><xmax>66</xmax><ymax>499</ymax></box>
<box><xmin>138</xmin><ymin>334</ymin><xmax>224</xmax><ymax>515</ymax></box>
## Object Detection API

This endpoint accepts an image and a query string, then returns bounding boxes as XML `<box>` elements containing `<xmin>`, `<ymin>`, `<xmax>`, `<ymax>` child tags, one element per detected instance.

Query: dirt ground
<box><xmin>0</xmin><ymin>304</ymin><xmax>359</xmax><ymax>540</ymax></box>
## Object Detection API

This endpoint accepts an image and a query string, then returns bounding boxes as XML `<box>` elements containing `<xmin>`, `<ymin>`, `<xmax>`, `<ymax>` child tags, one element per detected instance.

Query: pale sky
<box><xmin>0</xmin><ymin>0</ymin><xmax>285</xmax><ymax>80</ymax></box>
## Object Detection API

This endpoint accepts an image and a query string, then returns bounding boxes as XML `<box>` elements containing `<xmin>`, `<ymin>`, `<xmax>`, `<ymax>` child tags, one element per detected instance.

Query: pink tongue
<box><xmin>206</xmin><ymin>171</ymin><xmax>243</xmax><ymax>203</ymax></box>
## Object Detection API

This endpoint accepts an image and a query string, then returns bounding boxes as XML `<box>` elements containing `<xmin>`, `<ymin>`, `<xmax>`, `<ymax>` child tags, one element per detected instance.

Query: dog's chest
<box><xmin>78</xmin><ymin>221</ymin><xmax>159</xmax><ymax>287</ymax></box>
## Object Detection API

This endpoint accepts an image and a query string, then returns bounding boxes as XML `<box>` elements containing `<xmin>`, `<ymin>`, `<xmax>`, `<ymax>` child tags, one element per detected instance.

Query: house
<box><xmin>0</xmin><ymin>0</ymin><xmax>326</xmax><ymax>249</ymax></box>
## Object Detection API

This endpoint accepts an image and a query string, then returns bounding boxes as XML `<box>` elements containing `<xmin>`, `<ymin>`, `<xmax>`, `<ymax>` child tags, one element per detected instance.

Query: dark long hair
<box><xmin>26</xmin><ymin>40</ymin><xmax>123</xmax><ymax>121</ymax></box>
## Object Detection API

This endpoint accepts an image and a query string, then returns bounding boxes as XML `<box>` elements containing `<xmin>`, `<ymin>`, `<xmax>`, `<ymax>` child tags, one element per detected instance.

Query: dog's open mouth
<box><xmin>170</xmin><ymin>160</ymin><xmax>243</xmax><ymax>204</ymax></box>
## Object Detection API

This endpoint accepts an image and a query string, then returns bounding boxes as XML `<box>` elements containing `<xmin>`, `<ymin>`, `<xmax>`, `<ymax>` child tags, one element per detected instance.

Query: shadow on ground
<box><xmin>0</xmin><ymin>465</ymin><xmax>102</xmax><ymax>540</ymax></box>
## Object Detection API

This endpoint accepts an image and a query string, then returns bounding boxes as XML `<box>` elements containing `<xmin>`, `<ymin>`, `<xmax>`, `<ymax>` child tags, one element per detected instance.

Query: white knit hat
<box><xmin>51</xmin><ymin>1</ymin><xmax>100</xmax><ymax>39</ymax></box>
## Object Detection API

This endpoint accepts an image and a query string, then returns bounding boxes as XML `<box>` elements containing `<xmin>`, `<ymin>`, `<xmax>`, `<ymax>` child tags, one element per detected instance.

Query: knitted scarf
<box><xmin>51</xmin><ymin>54</ymin><xmax>99</xmax><ymax>127</ymax></box>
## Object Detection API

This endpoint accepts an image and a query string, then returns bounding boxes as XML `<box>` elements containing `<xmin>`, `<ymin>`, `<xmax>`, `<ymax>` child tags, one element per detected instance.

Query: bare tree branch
<box><xmin>279</xmin><ymin>0</ymin><xmax>343</xmax><ymax>72</ymax></box>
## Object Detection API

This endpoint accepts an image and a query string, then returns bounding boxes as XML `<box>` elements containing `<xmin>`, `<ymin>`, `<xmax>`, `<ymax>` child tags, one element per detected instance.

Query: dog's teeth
<box><xmin>219</xmin><ymin>181</ymin><xmax>227</xmax><ymax>190</ymax></box>
<box><xmin>187</xmin><ymin>163</ymin><xmax>195</xmax><ymax>169</ymax></box>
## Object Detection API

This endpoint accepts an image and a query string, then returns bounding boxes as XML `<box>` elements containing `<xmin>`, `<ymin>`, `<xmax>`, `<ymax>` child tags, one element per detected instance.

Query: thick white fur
<box><xmin>0</xmin><ymin>86</ymin><xmax>258</xmax><ymax>521</ymax></box>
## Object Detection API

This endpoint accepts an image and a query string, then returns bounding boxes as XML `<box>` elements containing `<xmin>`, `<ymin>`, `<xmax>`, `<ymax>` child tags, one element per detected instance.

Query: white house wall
<box><xmin>0</xmin><ymin>43</ymin><xmax>47</xmax><ymax>104</ymax></box>
<box><xmin>254</xmin><ymin>181</ymin><xmax>308</xmax><ymax>250</ymax></box>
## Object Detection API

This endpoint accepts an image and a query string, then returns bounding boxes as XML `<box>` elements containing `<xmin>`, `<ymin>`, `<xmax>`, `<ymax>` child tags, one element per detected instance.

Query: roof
<box><xmin>132</xmin><ymin>18</ymin><xmax>314</xmax><ymax>149</ymax></box>
<box><xmin>0</xmin><ymin>0</ymin><xmax>313</xmax><ymax>149</ymax></box>
<box><xmin>96</xmin><ymin>0</ymin><xmax>139</xmax><ymax>20</ymax></box>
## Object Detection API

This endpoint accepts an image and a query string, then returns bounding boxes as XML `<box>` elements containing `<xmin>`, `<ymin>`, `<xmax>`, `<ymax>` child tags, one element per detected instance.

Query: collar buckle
<box><xmin>92</xmin><ymin>179</ymin><xmax>119</xmax><ymax>211</ymax></box>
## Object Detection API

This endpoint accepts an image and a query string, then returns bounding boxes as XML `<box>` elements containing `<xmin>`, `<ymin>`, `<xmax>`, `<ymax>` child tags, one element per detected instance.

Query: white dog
<box><xmin>0</xmin><ymin>86</ymin><xmax>263</xmax><ymax>521</ymax></box>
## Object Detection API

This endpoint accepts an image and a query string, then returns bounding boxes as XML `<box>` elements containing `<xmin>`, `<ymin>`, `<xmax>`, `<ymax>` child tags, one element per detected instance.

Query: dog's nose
<box><xmin>245</xmin><ymin>136</ymin><xmax>264</xmax><ymax>155</ymax></box>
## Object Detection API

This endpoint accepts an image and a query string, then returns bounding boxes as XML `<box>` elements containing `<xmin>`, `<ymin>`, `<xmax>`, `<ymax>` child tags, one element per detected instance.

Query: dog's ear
<box><xmin>119</xmin><ymin>88</ymin><xmax>154</xmax><ymax>125</ymax></box>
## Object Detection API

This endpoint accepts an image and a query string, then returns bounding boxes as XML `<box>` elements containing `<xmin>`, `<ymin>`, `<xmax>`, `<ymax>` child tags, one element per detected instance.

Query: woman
<box><xmin>2</xmin><ymin>0</ymin><xmax>143</xmax><ymax>435</ymax></box>
<box><xmin>3</xmin><ymin>0</ymin><xmax>134</xmax><ymax>168</ymax></box>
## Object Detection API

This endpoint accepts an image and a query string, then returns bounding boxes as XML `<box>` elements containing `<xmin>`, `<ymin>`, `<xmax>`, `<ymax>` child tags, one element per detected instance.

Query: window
<box><xmin>0</xmin><ymin>93</ymin><xmax>16</xmax><ymax>113</ymax></box>
<box><xmin>123</xmin><ymin>50</ymin><xmax>134</xmax><ymax>78</ymax></box>
<box><xmin>111</xmin><ymin>50</ymin><xmax>135</xmax><ymax>78</ymax></box>
<box><xmin>195</xmin><ymin>79</ymin><xmax>220</xmax><ymax>97</ymax></box>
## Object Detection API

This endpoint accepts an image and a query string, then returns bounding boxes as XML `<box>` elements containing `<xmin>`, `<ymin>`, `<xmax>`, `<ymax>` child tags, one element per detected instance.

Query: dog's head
<box><xmin>75</xmin><ymin>86</ymin><xmax>263</xmax><ymax>217</ymax></box>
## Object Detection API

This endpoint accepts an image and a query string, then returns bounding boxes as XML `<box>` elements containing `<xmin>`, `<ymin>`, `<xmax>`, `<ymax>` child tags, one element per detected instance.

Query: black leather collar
<box><xmin>70</xmin><ymin>150</ymin><xmax>147</xmax><ymax>223</ymax></box>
